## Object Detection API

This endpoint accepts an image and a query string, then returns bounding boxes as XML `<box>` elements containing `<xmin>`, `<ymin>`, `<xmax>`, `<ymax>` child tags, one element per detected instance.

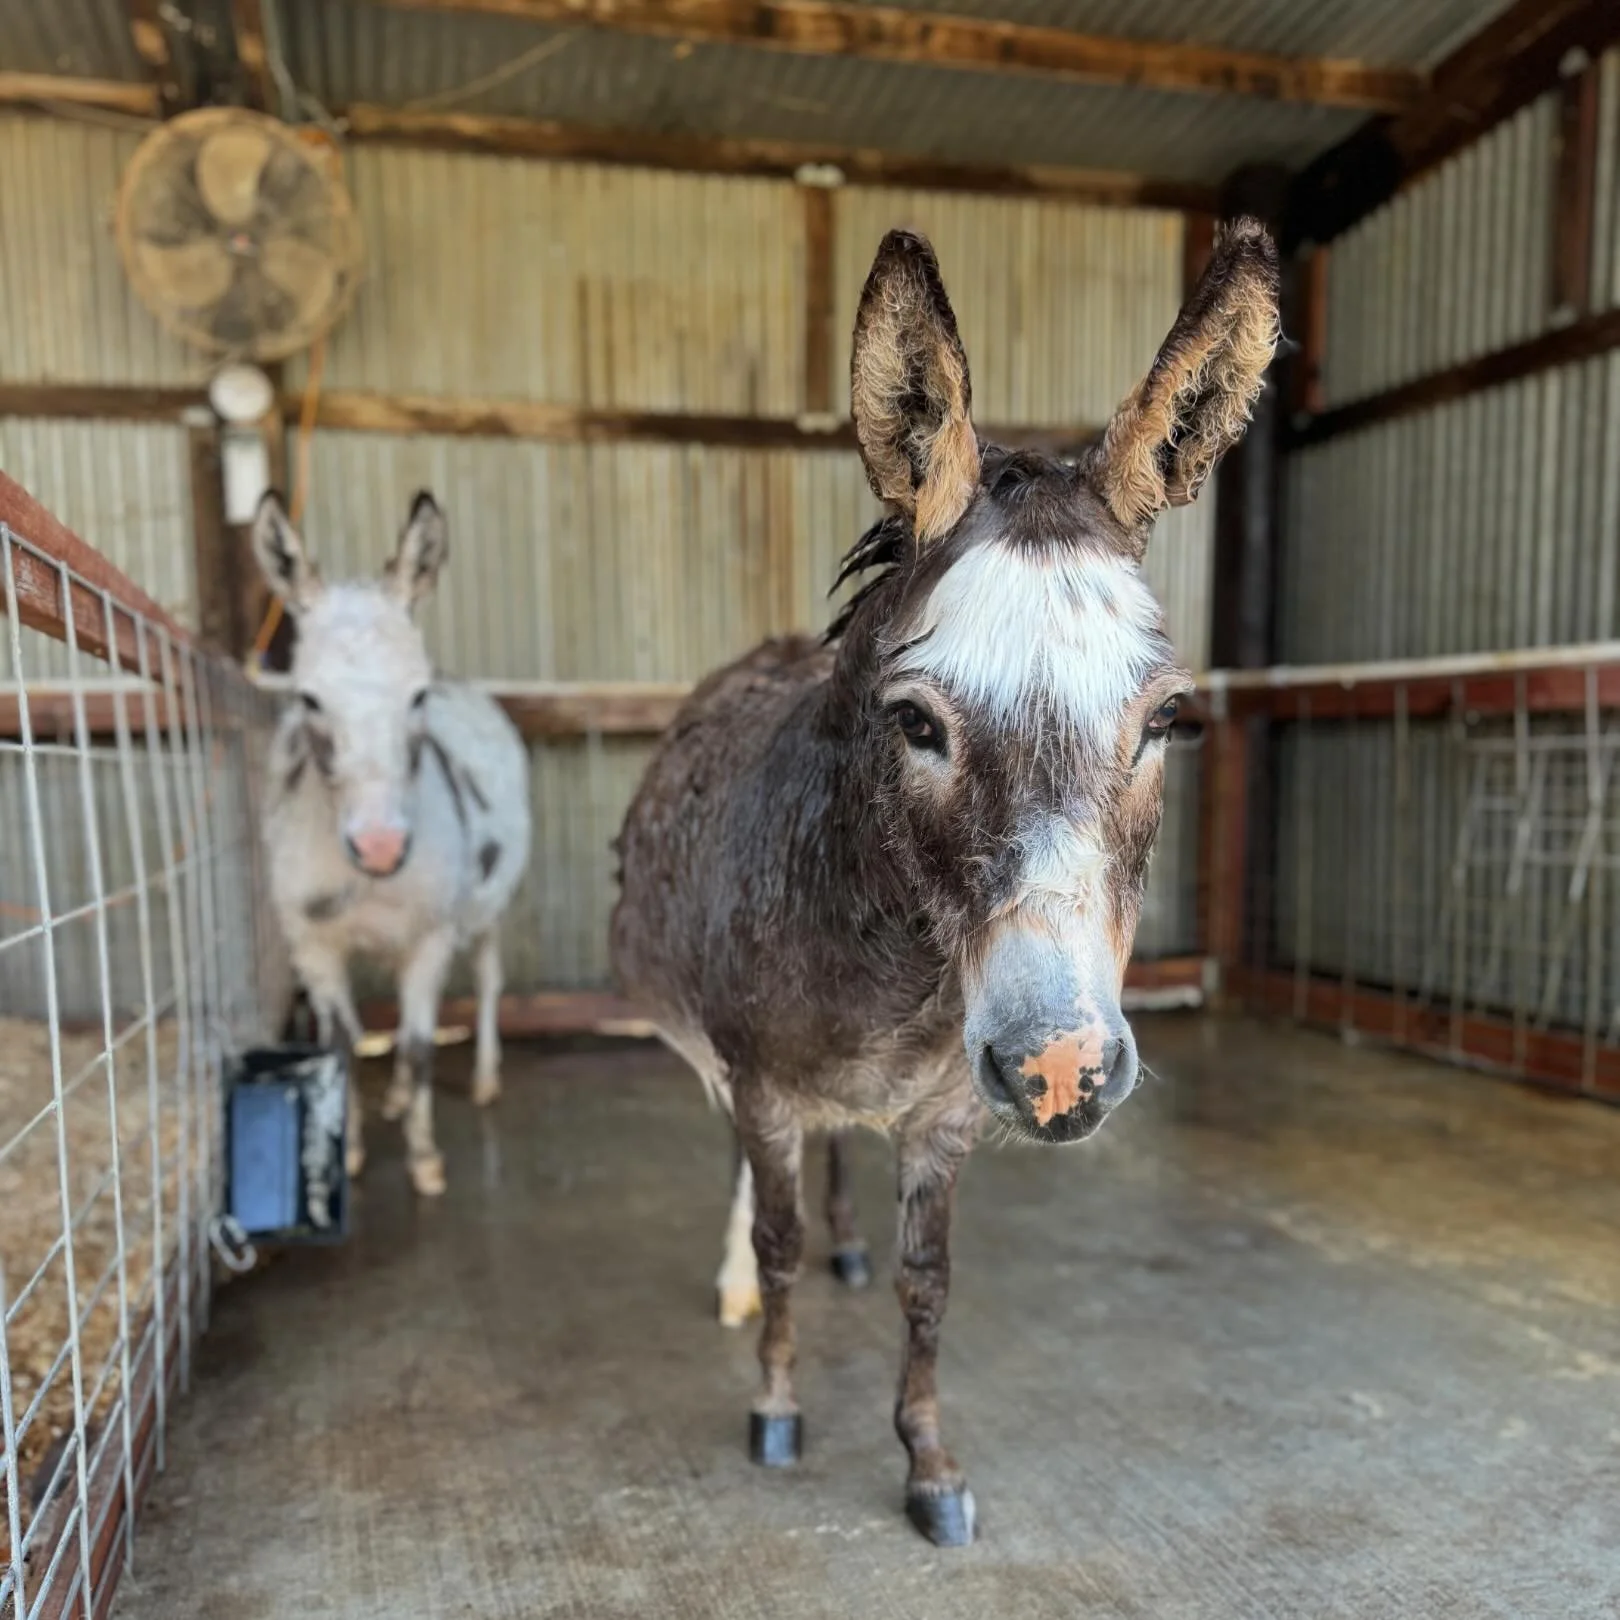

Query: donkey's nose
<box><xmin>347</xmin><ymin>824</ymin><xmax>410</xmax><ymax>877</ymax></box>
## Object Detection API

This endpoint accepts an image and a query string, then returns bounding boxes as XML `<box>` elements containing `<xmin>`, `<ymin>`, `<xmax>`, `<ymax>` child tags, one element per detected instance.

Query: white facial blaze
<box><xmin>293</xmin><ymin>582</ymin><xmax>434</xmax><ymax>824</ymax></box>
<box><xmin>893</xmin><ymin>543</ymin><xmax>1164</xmax><ymax>746</ymax></box>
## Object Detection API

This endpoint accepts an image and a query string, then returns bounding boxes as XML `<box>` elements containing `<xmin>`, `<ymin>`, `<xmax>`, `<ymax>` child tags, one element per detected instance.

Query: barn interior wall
<box><xmin>0</xmin><ymin>112</ymin><xmax>1211</xmax><ymax>1009</ymax></box>
<box><xmin>1270</xmin><ymin>52</ymin><xmax>1620</xmax><ymax>1030</ymax></box>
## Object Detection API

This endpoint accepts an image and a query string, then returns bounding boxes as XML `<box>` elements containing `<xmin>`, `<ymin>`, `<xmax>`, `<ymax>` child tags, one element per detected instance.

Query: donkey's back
<box><xmin>611</xmin><ymin>633</ymin><xmax>831</xmax><ymax>1030</ymax></box>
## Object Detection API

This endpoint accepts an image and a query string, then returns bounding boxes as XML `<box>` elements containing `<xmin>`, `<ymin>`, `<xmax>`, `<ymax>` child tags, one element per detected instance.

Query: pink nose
<box><xmin>348</xmin><ymin>824</ymin><xmax>409</xmax><ymax>876</ymax></box>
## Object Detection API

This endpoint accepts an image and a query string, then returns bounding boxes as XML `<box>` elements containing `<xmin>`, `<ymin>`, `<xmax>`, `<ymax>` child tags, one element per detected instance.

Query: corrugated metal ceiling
<box><xmin>2</xmin><ymin>0</ymin><xmax>1518</xmax><ymax>182</ymax></box>
<box><xmin>282</xmin><ymin>2</ymin><xmax>1364</xmax><ymax>184</ymax></box>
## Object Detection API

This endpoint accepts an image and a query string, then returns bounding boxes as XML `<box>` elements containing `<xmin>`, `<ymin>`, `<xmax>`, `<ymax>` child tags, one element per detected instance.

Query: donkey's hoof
<box><xmin>409</xmin><ymin>1153</ymin><xmax>447</xmax><ymax>1197</ymax></box>
<box><xmin>471</xmin><ymin>1071</ymin><xmax>501</xmax><ymax>1108</ymax></box>
<box><xmin>830</xmin><ymin>1245</ymin><xmax>872</xmax><ymax>1289</ymax></box>
<box><xmin>749</xmin><ymin>1412</ymin><xmax>802</xmax><ymax>1468</ymax></box>
<box><xmin>717</xmin><ymin>1282</ymin><xmax>762</xmax><ymax>1328</ymax></box>
<box><xmin>381</xmin><ymin>1083</ymin><xmax>411</xmax><ymax>1123</ymax></box>
<box><xmin>905</xmin><ymin>1485</ymin><xmax>976</xmax><ymax>1547</ymax></box>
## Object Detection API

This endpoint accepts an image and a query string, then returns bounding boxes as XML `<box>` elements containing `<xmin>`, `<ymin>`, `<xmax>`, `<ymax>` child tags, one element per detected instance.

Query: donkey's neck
<box><xmin>733</xmin><ymin>658</ymin><xmax>950</xmax><ymax>1028</ymax></box>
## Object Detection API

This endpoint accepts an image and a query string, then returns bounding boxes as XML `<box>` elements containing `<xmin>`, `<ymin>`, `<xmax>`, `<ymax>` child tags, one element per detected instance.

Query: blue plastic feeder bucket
<box><xmin>227</xmin><ymin>1044</ymin><xmax>349</xmax><ymax>1242</ymax></box>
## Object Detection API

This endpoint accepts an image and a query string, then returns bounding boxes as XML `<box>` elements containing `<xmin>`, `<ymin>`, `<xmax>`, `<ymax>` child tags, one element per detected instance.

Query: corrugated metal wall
<box><xmin>0</xmin><ymin>116</ymin><xmax>207</xmax><ymax>387</ymax></box>
<box><xmin>831</xmin><ymin>193</ymin><xmax>1186</xmax><ymax>427</ymax></box>
<box><xmin>1</xmin><ymin>115</ymin><xmax>1211</xmax><ymax>997</ymax></box>
<box><xmin>293</xmin><ymin>149</ymin><xmax>806</xmax><ymax>414</ymax></box>
<box><xmin>1272</xmin><ymin>58</ymin><xmax>1620</xmax><ymax>1033</ymax></box>
<box><xmin>1282</xmin><ymin>352</ymin><xmax>1620</xmax><ymax>663</ymax></box>
<box><xmin>1320</xmin><ymin>96</ymin><xmax>1557</xmax><ymax>408</ymax></box>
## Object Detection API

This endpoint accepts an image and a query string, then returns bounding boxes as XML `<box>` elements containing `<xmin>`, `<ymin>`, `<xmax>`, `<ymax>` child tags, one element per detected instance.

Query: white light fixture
<box><xmin>209</xmin><ymin>363</ymin><xmax>276</xmax><ymax>524</ymax></box>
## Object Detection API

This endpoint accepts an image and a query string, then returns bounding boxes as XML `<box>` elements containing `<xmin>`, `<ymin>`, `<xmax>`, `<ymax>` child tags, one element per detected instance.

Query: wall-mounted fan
<box><xmin>115</xmin><ymin>107</ymin><xmax>362</xmax><ymax>363</ymax></box>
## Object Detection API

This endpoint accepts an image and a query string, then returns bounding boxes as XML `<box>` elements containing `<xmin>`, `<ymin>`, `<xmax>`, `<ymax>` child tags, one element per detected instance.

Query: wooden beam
<box><xmin>0</xmin><ymin>378</ymin><xmax>1100</xmax><ymax>458</ymax></box>
<box><xmin>295</xmin><ymin>386</ymin><xmax>1102</xmax><ymax>456</ymax></box>
<box><xmin>1229</xmin><ymin>967</ymin><xmax>1620</xmax><ymax>1103</ymax></box>
<box><xmin>1292</xmin><ymin>247</ymin><xmax>1328</xmax><ymax>416</ymax></box>
<box><xmin>801</xmin><ymin>185</ymin><xmax>835</xmax><ymax>416</ymax></box>
<box><xmin>366</xmin><ymin>0</ymin><xmax>1422</xmax><ymax>110</ymax></box>
<box><xmin>230</xmin><ymin>0</ymin><xmax>279</xmax><ymax>112</ymax></box>
<box><xmin>361</xmin><ymin>962</ymin><xmax>1205</xmax><ymax>1043</ymax></box>
<box><xmin>126</xmin><ymin>0</ymin><xmax>182</xmax><ymax>113</ymax></box>
<box><xmin>0</xmin><ymin>73</ymin><xmax>160</xmax><ymax>117</ymax></box>
<box><xmin>1181</xmin><ymin>211</ymin><xmax>1215</xmax><ymax>300</ymax></box>
<box><xmin>1201</xmin><ymin>715</ymin><xmax>1250</xmax><ymax>987</ymax></box>
<box><xmin>0</xmin><ymin>383</ymin><xmax>208</xmax><ymax>423</ymax></box>
<box><xmin>188</xmin><ymin>422</ymin><xmax>246</xmax><ymax>657</ymax></box>
<box><xmin>1552</xmin><ymin>61</ymin><xmax>1601</xmax><ymax>318</ymax></box>
<box><xmin>1220</xmin><ymin>663</ymin><xmax>1620</xmax><ymax>724</ymax></box>
<box><xmin>1287</xmin><ymin>0</ymin><xmax>1620</xmax><ymax>247</ymax></box>
<box><xmin>342</xmin><ymin>105</ymin><xmax>1218</xmax><ymax>212</ymax></box>
<box><xmin>0</xmin><ymin>690</ymin><xmax>190</xmax><ymax>740</ymax></box>
<box><xmin>1290</xmin><ymin>306</ymin><xmax>1620</xmax><ymax>447</ymax></box>
<box><xmin>359</xmin><ymin>989</ymin><xmax>657</xmax><ymax>1039</ymax></box>
<box><xmin>0</xmin><ymin>472</ymin><xmax>192</xmax><ymax>676</ymax></box>
<box><xmin>492</xmin><ymin>682</ymin><xmax>691</xmax><ymax>738</ymax></box>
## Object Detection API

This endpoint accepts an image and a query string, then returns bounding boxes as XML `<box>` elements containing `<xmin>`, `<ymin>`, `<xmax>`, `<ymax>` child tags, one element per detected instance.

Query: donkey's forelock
<box><xmin>294</xmin><ymin>580</ymin><xmax>434</xmax><ymax>692</ymax></box>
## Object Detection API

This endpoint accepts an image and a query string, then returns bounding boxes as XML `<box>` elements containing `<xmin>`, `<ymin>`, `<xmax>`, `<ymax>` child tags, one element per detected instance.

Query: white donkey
<box><xmin>252</xmin><ymin>490</ymin><xmax>531</xmax><ymax>1196</ymax></box>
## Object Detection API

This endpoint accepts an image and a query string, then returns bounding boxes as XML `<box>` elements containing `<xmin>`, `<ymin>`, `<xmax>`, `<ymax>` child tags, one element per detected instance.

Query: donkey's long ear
<box><xmin>1092</xmin><ymin>217</ymin><xmax>1280</xmax><ymax>548</ymax></box>
<box><xmin>384</xmin><ymin>491</ymin><xmax>449</xmax><ymax>608</ymax></box>
<box><xmin>851</xmin><ymin>230</ymin><xmax>980</xmax><ymax>544</ymax></box>
<box><xmin>251</xmin><ymin>491</ymin><xmax>321</xmax><ymax>612</ymax></box>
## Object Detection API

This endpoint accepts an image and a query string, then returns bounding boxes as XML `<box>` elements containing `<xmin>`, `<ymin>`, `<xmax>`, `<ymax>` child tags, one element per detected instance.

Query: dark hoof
<box><xmin>906</xmin><ymin>1485</ymin><xmax>976</xmax><ymax>1547</ymax></box>
<box><xmin>749</xmin><ymin>1411</ymin><xmax>803</xmax><ymax>1468</ymax></box>
<box><xmin>830</xmin><ymin>1245</ymin><xmax>872</xmax><ymax>1289</ymax></box>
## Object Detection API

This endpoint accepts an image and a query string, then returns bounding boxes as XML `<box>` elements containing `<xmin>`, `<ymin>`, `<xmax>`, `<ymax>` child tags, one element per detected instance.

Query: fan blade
<box><xmin>195</xmin><ymin>127</ymin><xmax>274</xmax><ymax>226</ymax></box>
<box><xmin>136</xmin><ymin>236</ymin><xmax>235</xmax><ymax>311</ymax></box>
<box><xmin>259</xmin><ymin>232</ymin><xmax>337</xmax><ymax>322</ymax></box>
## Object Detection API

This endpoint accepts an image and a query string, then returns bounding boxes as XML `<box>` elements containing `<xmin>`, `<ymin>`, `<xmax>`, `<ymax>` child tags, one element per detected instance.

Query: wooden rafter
<box><xmin>126</xmin><ymin>0</ymin><xmax>184</xmax><ymax>112</ymax></box>
<box><xmin>1289</xmin><ymin>306</ymin><xmax>1620</xmax><ymax>448</ymax></box>
<box><xmin>0</xmin><ymin>72</ymin><xmax>159</xmax><ymax>117</ymax></box>
<box><xmin>231</xmin><ymin>0</ymin><xmax>280</xmax><ymax>112</ymax></box>
<box><xmin>1287</xmin><ymin>0</ymin><xmax>1620</xmax><ymax>246</ymax></box>
<box><xmin>342</xmin><ymin>106</ymin><xmax>1217</xmax><ymax>211</ymax></box>
<box><xmin>367</xmin><ymin>0</ymin><xmax>1423</xmax><ymax>110</ymax></box>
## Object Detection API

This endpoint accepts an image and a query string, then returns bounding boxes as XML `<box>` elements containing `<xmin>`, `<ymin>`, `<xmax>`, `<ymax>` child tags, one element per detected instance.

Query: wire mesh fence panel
<box><xmin>1236</xmin><ymin>661</ymin><xmax>1620</xmax><ymax>1101</ymax></box>
<box><xmin>0</xmin><ymin>481</ymin><xmax>281</xmax><ymax>1620</ymax></box>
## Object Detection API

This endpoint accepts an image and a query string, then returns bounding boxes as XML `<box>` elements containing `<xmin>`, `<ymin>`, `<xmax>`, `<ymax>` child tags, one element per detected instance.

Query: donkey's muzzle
<box><xmin>346</xmin><ymin>825</ymin><xmax>412</xmax><ymax>878</ymax></box>
<box><xmin>974</xmin><ymin>1022</ymin><xmax>1137</xmax><ymax>1144</ymax></box>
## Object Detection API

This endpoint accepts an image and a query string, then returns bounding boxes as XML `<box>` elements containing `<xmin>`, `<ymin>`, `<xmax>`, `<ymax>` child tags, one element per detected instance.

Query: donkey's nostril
<box><xmin>1096</xmin><ymin>1032</ymin><xmax>1138</xmax><ymax>1106</ymax></box>
<box><xmin>976</xmin><ymin>1046</ymin><xmax>1020</xmax><ymax>1112</ymax></box>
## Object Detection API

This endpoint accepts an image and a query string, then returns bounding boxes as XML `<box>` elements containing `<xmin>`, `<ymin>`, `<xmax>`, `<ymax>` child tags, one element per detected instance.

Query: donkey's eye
<box><xmin>890</xmin><ymin>701</ymin><xmax>942</xmax><ymax>751</ymax></box>
<box><xmin>410</xmin><ymin>688</ymin><xmax>430</xmax><ymax>713</ymax></box>
<box><xmin>299</xmin><ymin>692</ymin><xmax>323</xmax><ymax>716</ymax></box>
<box><xmin>1144</xmin><ymin>697</ymin><xmax>1179</xmax><ymax>738</ymax></box>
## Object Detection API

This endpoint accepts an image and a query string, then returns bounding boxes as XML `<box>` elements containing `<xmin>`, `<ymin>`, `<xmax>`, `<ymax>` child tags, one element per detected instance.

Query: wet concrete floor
<box><xmin>116</xmin><ymin>1015</ymin><xmax>1620</xmax><ymax>1619</ymax></box>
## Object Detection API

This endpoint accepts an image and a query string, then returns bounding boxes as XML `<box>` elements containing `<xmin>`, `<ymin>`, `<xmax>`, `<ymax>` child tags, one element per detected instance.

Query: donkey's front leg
<box><xmin>894</xmin><ymin>1123</ymin><xmax>975</xmax><ymax>1546</ymax></box>
<box><xmin>735</xmin><ymin>1089</ymin><xmax>805</xmax><ymax>1466</ymax></box>
<box><xmin>296</xmin><ymin>946</ymin><xmax>365</xmax><ymax>1179</ymax></box>
<box><xmin>394</xmin><ymin>927</ymin><xmax>457</xmax><ymax>1196</ymax></box>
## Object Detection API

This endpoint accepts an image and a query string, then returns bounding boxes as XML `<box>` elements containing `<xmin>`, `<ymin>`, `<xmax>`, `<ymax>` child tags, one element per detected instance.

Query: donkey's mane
<box><xmin>825</xmin><ymin>513</ymin><xmax>910</xmax><ymax>646</ymax></box>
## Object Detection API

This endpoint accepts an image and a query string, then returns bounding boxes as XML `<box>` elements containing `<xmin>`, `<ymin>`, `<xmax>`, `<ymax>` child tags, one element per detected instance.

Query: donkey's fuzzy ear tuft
<box><xmin>1092</xmin><ymin>216</ymin><xmax>1280</xmax><ymax>546</ymax></box>
<box><xmin>850</xmin><ymin>230</ymin><xmax>980</xmax><ymax>544</ymax></box>
<box><xmin>385</xmin><ymin>490</ymin><xmax>449</xmax><ymax>607</ymax></box>
<box><xmin>250</xmin><ymin>490</ymin><xmax>321</xmax><ymax>612</ymax></box>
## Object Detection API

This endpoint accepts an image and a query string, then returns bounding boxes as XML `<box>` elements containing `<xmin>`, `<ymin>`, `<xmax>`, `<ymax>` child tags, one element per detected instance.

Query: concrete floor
<box><xmin>115</xmin><ymin>1015</ymin><xmax>1620</xmax><ymax>1620</ymax></box>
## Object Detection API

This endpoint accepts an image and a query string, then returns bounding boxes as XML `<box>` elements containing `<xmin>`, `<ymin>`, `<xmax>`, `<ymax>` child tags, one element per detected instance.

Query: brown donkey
<box><xmin>611</xmin><ymin>221</ymin><xmax>1279</xmax><ymax>1544</ymax></box>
